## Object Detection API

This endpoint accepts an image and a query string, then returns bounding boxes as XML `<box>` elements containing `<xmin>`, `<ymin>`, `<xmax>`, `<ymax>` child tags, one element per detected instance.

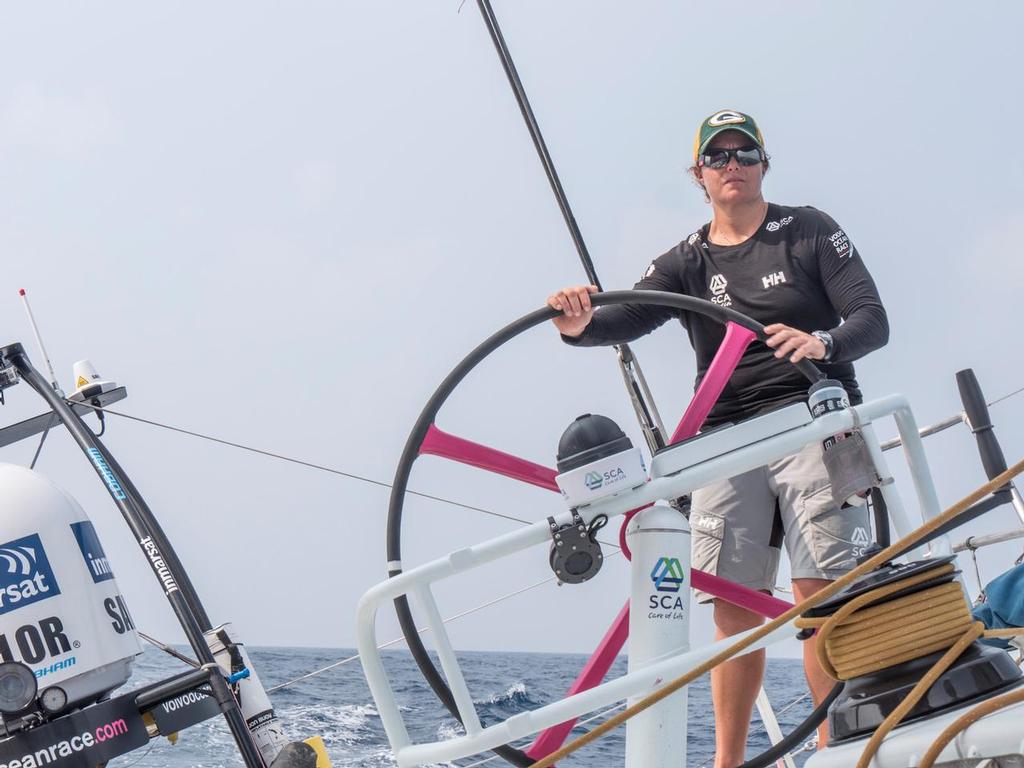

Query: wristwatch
<box><xmin>811</xmin><ymin>330</ymin><xmax>835</xmax><ymax>362</ymax></box>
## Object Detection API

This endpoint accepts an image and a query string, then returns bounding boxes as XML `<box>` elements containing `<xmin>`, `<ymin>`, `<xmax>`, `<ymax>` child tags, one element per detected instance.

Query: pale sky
<box><xmin>1</xmin><ymin>1</ymin><xmax>1022</xmax><ymax>668</ymax></box>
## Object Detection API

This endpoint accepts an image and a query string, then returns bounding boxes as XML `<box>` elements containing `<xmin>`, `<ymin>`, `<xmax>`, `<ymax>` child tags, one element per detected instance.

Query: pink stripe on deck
<box><xmin>419</xmin><ymin>424</ymin><xmax>559</xmax><ymax>492</ymax></box>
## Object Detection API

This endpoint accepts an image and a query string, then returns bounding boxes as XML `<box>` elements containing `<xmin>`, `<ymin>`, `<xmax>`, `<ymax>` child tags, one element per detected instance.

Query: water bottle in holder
<box><xmin>808</xmin><ymin>379</ymin><xmax>853</xmax><ymax>451</ymax></box>
<box><xmin>808</xmin><ymin>379</ymin><xmax>881</xmax><ymax>507</ymax></box>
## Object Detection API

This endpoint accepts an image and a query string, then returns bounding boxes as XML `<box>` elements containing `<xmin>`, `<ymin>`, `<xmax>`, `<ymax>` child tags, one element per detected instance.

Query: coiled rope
<box><xmin>795</xmin><ymin>564</ymin><xmax>970</xmax><ymax>681</ymax></box>
<box><xmin>526</xmin><ymin>456</ymin><xmax>1024</xmax><ymax>768</ymax></box>
<box><xmin>793</xmin><ymin>561</ymin><xmax>1024</xmax><ymax>767</ymax></box>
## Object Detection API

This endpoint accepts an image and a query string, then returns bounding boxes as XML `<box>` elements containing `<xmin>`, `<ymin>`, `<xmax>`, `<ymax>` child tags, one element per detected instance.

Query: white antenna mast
<box><xmin>19</xmin><ymin>288</ymin><xmax>64</xmax><ymax>396</ymax></box>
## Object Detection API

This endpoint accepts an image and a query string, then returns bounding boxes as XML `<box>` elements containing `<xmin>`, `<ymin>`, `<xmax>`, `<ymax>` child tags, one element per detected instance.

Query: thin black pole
<box><xmin>3</xmin><ymin>343</ymin><xmax>266</xmax><ymax>768</ymax></box>
<box><xmin>473</xmin><ymin>0</ymin><xmax>668</xmax><ymax>451</ymax></box>
<box><xmin>476</xmin><ymin>0</ymin><xmax>602</xmax><ymax>290</ymax></box>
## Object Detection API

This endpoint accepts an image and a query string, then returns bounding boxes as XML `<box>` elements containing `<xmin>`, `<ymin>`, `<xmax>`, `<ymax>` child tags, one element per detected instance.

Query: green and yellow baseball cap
<box><xmin>693</xmin><ymin>109</ymin><xmax>765</xmax><ymax>162</ymax></box>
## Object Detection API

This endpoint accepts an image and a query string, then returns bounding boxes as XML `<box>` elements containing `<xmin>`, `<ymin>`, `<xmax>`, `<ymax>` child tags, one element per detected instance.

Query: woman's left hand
<box><xmin>763</xmin><ymin>323</ymin><xmax>826</xmax><ymax>363</ymax></box>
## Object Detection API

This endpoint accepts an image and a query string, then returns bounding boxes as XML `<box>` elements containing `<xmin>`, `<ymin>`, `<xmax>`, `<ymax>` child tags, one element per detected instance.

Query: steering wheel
<box><xmin>385</xmin><ymin>290</ymin><xmax>822</xmax><ymax>766</ymax></box>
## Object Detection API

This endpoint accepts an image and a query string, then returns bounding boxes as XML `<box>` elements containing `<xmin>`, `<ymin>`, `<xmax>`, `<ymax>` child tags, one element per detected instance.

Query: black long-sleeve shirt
<box><xmin>565</xmin><ymin>204</ymin><xmax>889</xmax><ymax>427</ymax></box>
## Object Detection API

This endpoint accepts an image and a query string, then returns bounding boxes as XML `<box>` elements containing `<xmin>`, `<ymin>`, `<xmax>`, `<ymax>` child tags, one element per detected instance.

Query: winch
<box><xmin>797</xmin><ymin>556</ymin><xmax>1022</xmax><ymax>746</ymax></box>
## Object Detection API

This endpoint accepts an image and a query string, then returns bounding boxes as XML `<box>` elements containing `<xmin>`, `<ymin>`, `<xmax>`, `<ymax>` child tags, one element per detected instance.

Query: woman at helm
<box><xmin>548</xmin><ymin>109</ymin><xmax>889</xmax><ymax>767</ymax></box>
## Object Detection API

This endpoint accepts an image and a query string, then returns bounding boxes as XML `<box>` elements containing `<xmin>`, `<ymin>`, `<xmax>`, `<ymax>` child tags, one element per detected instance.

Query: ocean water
<box><xmin>105</xmin><ymin>646</ymin><xmax>816</xmax><ymax>768</ymax></box>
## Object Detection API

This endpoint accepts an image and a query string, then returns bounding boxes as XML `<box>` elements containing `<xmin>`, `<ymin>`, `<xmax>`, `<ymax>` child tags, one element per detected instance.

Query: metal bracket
<box><xmin>548</xmin><ymin>510</ymin><xmax>604</xmax><ymax>585</ymax></box>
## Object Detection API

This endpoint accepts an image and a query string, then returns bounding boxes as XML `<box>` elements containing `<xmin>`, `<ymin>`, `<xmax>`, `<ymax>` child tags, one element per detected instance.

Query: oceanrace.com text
<box><xmin>0</xmin><ymin>718</ymin><xmax>130</xmax><ymax>768</ymax></box>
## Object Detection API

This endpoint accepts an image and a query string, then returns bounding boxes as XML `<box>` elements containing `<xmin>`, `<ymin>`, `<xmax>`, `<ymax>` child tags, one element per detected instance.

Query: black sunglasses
<box><xmin>699</xmin><ymin>146</ymin><xmax>765</xmax><ymax>169</ymax></box>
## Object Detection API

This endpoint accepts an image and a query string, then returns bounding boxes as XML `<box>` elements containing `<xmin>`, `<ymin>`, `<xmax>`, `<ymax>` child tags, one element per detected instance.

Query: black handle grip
<box><xmin>957</xmin><ymin>368</ymin><xmax>1009</xmax><ymax>482</ymax></box>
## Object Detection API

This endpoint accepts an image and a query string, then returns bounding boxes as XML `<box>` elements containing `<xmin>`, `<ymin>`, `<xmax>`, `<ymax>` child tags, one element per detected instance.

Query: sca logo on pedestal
<box><xmin>650</xmin><ymin>557</ymin><xmax>684</xmax><ymax>592</ymax></box>
<box><xmin>649</xmin><ymin>557</ymin><xmax>686</xmax><ymax>612</ymax></box>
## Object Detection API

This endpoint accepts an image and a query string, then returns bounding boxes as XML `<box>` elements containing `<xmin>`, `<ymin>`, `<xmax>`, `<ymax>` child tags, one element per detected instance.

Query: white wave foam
<box><xmin>437</xmin><ymin>719</ymin><xmax>465</xmax><ymax>741</ymax></box>
<box><xmin>481</xmin><ymin>681</ymin><xmax>527</xmax><ymax>705</ymax></box>
<box><xmin>280</xmin><ymin>702</ymin><xmax>380</xmax><ymax>746</ymax></box>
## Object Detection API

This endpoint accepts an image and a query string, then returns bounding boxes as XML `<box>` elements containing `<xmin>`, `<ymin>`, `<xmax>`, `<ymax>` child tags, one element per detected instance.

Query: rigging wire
<box><xmin>266</xmin><ymin>572</ymin><xmax>565</xmax><ymax>693</ymax></box>
<box><xmin>29</xmin><ymin>414</ymin><xmax>56</xmax><ymax>470</ymax></box>
<box><xmin>268</xmin><ymin>545</ymin><xmax>626</xmax><ymax>692</ymax></box>
<box><xmin>28</xmin><ymin>411</ymin><xmax>103</xmax><ymax>470</ymax></box>
<box><xmin>989</xmin><ymin>383</ymin><xmax>1024</xmax><ymax>408</ymax></box>
<box><xmin>68</xmin><ymin>401</ymin><xmax>535</xmax><ymax>528</ymax></box>
<box><xmin>879</xmin><ymin>382</ymin><xmax>1024</xmax><ymax>452</ymax></box>
<box><xmin>138</xmin><ymin>631</ymin><xmax>200</xmax><ymax>668</ymax></box>
<box><xmin>70</xmin><ymin>399</ymin><xmax>622</xmax><ymax>550</ymax></box>
<box><xmin>968</xmin><ymin>547</ymin><xmax>987</xmax><ymax>603</ymax></box>
<box><xmin>138</xmin><ymin>569</ymin><xmax>565</xmax><ymax>694</ymax></box>
<box><xmin>66</xmin><ymin>386</ymin><xmax>1024</xmax><ymax>515</ymax></box>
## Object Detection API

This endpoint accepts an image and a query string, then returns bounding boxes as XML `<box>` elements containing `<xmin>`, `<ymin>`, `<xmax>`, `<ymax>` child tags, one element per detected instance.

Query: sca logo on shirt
<box><xmin>0</xmin><ymin>534</ymin><xmax>61</xmax><ymax>615</ymax></box>
<box><xmin>709</xmin><ymin>274</ymin><xmax>732</xmax><ymax>307</ymax></box>
<box><xmin>71</xmin><ymin>521</ymin><xmax>115</xmax><ymax>584</ymax></box>
<box><xmin>765</xmin><ymin>215</ymin><xmax>794</xmax><ymax>232</ymax></box>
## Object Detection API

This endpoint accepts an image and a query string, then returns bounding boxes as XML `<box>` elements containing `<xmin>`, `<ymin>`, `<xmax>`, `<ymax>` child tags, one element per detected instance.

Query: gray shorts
<box><xmin>689</xmin><ymin>442</ymin><xmax>872</xmax><ymax>604</ymax></box>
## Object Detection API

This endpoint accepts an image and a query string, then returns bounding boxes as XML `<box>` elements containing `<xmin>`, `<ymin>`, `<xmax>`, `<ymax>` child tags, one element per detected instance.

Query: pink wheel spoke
<box><xmin>525</xmin><ymin>573</ymin><xmax>792</xmax><ymax>761</ymax></box>
<box><xmin>670</xmin><ymin>321</ymin><xmax>756</xmax><ymax>444</ymax></box>
<box><xmin>525</xmin><ymin>603</ymin><xmax>630</xmax><ymax>761</ymax></box>
<box><xmin>419</xmin><ymin>424</ymin><xmax>559</xmax><ymax>492</ymax></box>
<box><xmin>691</xmin><ymin>569</ymin><xmax>792</xmax><ymax>618</ymax></box>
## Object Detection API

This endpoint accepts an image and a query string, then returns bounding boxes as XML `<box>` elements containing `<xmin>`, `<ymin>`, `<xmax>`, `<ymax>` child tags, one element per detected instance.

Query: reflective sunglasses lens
<box><xmin>736</xmin><ymin>148</ymin><xmax>763</xmax><ymax>166</ymax></box>
<box><xmin>704</xmin><ymin>151</ymin><xmax>730</xmax><ymax>169</ymax></box>
<box><xmin>701</xmin><ymin>147</ymin><xmax>762</xmax><ymax>168</ymax></box>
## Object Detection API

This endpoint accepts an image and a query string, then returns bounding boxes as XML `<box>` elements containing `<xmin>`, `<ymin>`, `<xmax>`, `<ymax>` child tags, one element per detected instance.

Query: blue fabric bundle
<box><xmin>972</xmin><ymin>562</ymin><xmax>1024</xmax><ymax>648</ymax></box>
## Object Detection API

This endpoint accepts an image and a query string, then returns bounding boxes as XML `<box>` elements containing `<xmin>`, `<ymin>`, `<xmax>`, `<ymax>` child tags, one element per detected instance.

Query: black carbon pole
<box><xmin>474</xmin><ymin>0</ymin><xmax>668</xmax><ymax>451</ymax></box>
<box><xmin>2</xmin><ymin>343</ymin><xmax>267</xmax><ymax>768</ymax></box>
<box><xmin>957</xmin><ymin>368</ymin><xmax>1024</xmax><ymax>524</ymax></box>
<box><xmin>959</xmin><ymin>368</ymin><xmax>1014</xmax><ymax>483</ymax></box>
<box><xmin>475</xmin><ymin>0</ymin><xmax>601</xmax><ymax>289</ymax></box>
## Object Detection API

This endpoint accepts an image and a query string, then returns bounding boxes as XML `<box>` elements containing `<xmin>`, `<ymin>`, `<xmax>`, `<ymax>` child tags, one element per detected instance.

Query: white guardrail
<box><xmin>356</xmin><ymin>395</ymin><xmax>947</xmax><ymax>768</ymax></box>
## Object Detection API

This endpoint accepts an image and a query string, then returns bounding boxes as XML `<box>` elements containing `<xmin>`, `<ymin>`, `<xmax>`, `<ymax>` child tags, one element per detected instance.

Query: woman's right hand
<box><xmin>547</xmin><ymin>285</ymin><xmax>598</xmax><ymax>337</ymax></box>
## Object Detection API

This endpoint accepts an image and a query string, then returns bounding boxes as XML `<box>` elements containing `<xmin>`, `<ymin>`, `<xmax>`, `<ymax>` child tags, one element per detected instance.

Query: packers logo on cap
<box><xmin>707</xmin><ymin>110</ymin><xmax>747</xmax><ymax>127</ymax></box>
<box><xmin>694</xmin><ymin>109</ymin><xmax>765</xmax><ymax>162</ymax></box>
